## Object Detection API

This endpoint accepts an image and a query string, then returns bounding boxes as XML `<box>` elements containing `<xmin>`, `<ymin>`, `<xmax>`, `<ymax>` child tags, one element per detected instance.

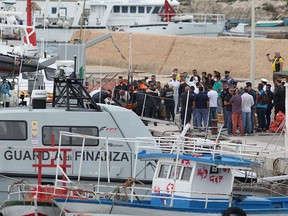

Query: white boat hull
<box><xmin>125</xmin><ymin>22</ymin><xmax>224</xmax><ymax>37</ymax></box>
<box><xmin>54</xmin><ymin>200</ymin><xmax>288</xmax><ymax>216</ymax></box>
<box><xmin>55</xmin><ymin>201</ymin><xmax>221</xmax><ymax>216</ymax></box>
<box><xmin>35</xmin><ymin>22</ymin><xmax>224</xmax><ymax>42</ymax></box>
<box><xmin>1</xmin><ymin>202</ymin><xmax>61</xmax><ymax>216</ymax></box>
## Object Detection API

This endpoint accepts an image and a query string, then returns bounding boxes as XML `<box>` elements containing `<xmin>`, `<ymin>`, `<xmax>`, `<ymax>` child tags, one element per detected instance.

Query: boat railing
<box><xmin>7</xmin><ymin>182</ymin><xmax>98</xmax><ymax>201</ymax></box>
<box><xmin>161</xmin><ymin>13</ymin><xmax>225</xmax><ymax>24</ymax></box>
<box><xmin>135</xmin><ymin>136</ymin><xmax>263</xmax><ymax>160</ymax></box>
<box><xmin>94</xmin><ymin>184</ymin><xmax>231</xmax><ymax>207</ymax></box>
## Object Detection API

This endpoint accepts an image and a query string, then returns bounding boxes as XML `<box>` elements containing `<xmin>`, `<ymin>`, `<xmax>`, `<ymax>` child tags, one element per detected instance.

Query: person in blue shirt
<box><xmin>1</xmin><ymin>78</ymin><xmax>11</xmax><ymax>97</ymax></box>
<box><xmin>256</xmin><ymin>83</ymin><xmax>268</xmax><ymax>132</ymax></box>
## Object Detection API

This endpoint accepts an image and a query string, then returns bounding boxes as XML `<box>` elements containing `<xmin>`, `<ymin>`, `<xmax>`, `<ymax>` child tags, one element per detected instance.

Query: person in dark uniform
<box><xmin>246</xmin><ymin>82</ymin><xmax>257</xmax><ymax>133</ymax></box>
<box><xmin>180</xmin><ymin>86</ymin><xmax>193</xmax><ymax>127</ymax></box>
<box><xmin>265</xmin><ymin>84</ymin><xmax>274</xmax><ymax>130</ymax></box>
<box><xmin>92</xmin><ymin>90</ymin><xmax>121</xmax><ymax>106</ymax></box>
<box><xmin>224</xmin><ymin>88</ymin><xmax>234</xmax><ymax>135</ymax></box>
<box><xmin>145</xmin><ymin>83</ymin><xmax>159</xmax><ymax>126</ymax></box>
<box><xmin>161</xmin><ymin>84</ymin><xmax>175</xmax><ymax>121</ymax></box>
<box><xmin>220</xmin><ymin>79</ymin><xmax>229</xmax><ymax>128</ymax></box>
<box><xmin>114</xmin><ymin>76</ymin><xmax>128</xmax><ymax>100</ymax></box>
<box><xmin>132</xmin><ymin>86</ymin><xmax>146</xmax><ymax>116</ymax></box>
<box><xmin>274</xmin><ymin>79</ymin><xmax>285</xmax><ymax>116</ymax></box>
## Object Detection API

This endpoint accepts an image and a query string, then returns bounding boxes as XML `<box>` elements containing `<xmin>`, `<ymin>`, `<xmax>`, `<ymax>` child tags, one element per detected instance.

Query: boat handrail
<box><xmin>7</xmin><ymin>183</ymin><xmax>98</xmax><ymax>200</ymax></box>
<box><xmin>8</xmin><ymin>182</ymin><xmax>232</xmax><ymax>207</ymax></box>
<box><xmin>160</xmin><ymin>13</ymin><xmax>225</xmax><ymax>23</ymax></box>
<box><xmin>0</xmin><ymin>131</ymin><xmax>263</xmax><ymax>160</ymax></box>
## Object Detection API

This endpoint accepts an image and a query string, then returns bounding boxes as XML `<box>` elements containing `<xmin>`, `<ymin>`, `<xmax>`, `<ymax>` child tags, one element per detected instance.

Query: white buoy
<box><xmin>63</xmin><ymin>20</ymin><xmax>70</xmax><ymax>29</ymax></box>
<box><xmin>57</xmin><ymin>19</ymin><xmax>63</xmax><ymax>27</ymax></box>
<box><xmin>43</xmin><ymin>18</ymin><xmax>49</xmax><ymax>26</ymax></box>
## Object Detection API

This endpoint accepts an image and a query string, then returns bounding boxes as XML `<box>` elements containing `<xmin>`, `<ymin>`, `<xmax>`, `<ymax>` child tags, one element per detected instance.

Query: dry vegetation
<box><xmin>75</xmin><ymin>30</ymin><xmax>288</xmax><ymax>81</ymax></box>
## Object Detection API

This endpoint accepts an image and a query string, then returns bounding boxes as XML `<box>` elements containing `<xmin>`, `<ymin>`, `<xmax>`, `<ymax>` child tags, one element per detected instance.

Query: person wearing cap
<box><xmin>168</xmin><ymin>73</ymin><xmax>180</xmax><ymax>115</ymax></box>
<box><xmin>224</xmin><ymin>70</ymin><xmax>234</xmax><ymax>88</ymax></box>
<box><xmin>114</xmin><ymin>76</ymin><xmax>128</xmax><ymax>100</ymax></box>
<box><xmin>266</xmin><ymin>51</ymin><xmax>284</xmax><ymax>84</ymax></box>
<box><xmin>256</xmin><ymin>83</ymin><xmax>268</xmax><ymax>132</ymax></box>
<box><xmin>232</xmin><ymin>80</ymin><xmax>238</xmax><ymax>92</ymax></box>
<box><xmin>261</xmin><ymin>78</ymin><xmax>268</xmax><ymax>91</ymax></box>
<box><xmin>265</xmin><ymin>84</ymin><xmax>274</xmax><ymax>130</ymax></box>
<box><xmin>246</xmin><ymin>82</ymin><xmax>257</xmax><ymax>133</ymax></box>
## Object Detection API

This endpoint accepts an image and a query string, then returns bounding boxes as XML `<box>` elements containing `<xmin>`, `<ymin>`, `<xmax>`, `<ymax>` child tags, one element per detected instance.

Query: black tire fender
<box><xmin>223</xmin><ymin>207</ymin><xmax>246</xmax><ymax>216</ymax></box>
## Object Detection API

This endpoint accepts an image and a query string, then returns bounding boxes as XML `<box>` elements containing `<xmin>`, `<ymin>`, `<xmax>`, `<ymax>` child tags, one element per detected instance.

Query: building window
<box><xmin>114</xmin><ymin>6</ymin><xmax>120</xmax><ymax>13</ymax></box>
<box><xmin>130</xmin><ymin>6</ymin><xmax>136</xmax><ymax>13</ymax></box>
<box><xmin>138</xmin><ymin>6</ymin><xmax>144</xmax><ymax>13</ymax></box>
<box><xmin>0</xmin><ymin>121</ymin><xmax>27</xmax><ymax>140</ymax></box>
<box><xmin>51</xmin><ymin>7</ymin><xmax>57</xmax><ymax>14</ymax></box>
<box><xmin>43</xmin><ymin>126</ymin><xmax>99</xmax><ymax>146</ymax></box>
<box><xmin>147</xmin><ymin>6</ymin><xmax>152</xmax><ymax>13</ymax></box>
<box><xmin>122</xmin><ymin>6</ymin><xmax>128</xmax><ymax>13</ymax></box>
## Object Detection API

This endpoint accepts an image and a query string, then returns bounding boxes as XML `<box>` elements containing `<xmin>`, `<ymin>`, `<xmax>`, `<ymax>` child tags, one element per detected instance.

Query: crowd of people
<box><xmin>91</xmin><ymin>68</ymin><xmax>286</xmax><ymax>136</ymax></box>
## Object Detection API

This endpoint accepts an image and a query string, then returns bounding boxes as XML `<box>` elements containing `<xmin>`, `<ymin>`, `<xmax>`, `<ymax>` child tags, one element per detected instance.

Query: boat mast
<box><xmin>250</xmin><ymin>0</ymin><xmax>255</xmax><ymax>85</ymax></box>
<box><xmin>27</xmin><ymin>0</ymin><xmax>37</xmax><ymax>46</ymax></box>
<box><xmin>79</xmin><ymin>0</ymin><xmax>87</xmax><ymax>42</ymax></box>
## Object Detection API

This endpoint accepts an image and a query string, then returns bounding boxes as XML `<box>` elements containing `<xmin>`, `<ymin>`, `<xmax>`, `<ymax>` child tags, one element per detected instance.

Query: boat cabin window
<box><xmin>181</xmin><ymin>167</ymin><xmax>193</xmax><ymax>181</ymax></box>
<box><xmin>0</xmin><ymin>121</ymin><xmax>27</xmax><ymax>140</ymax></box>
<box><xmin>122</xmin><ymin>6</ymin><xmax>128</xmax><ymax>13</ymax></box>
<box><xmin>152</xmin><ymin>6</ymin><xmax>161</xmax><ymax>14</ymax></box>
<box><xmin>169</xmin><ymin>165</ymin><xmax>181</xmax><ymax>179</ymax></box>
<box><xmin>147</xmin><ymin>6</ymin><xmax>152</xmax><ymax>13</ymax></box>
<box><xmin>113</xmin><ymin>6</ymin><xmax>120</xmax><ymax>13</ymax></box>
<box><xmin>42</xmin><ymin>126</ymin><xmax>99</xmax><ymax>146</ymax></box>
<box><xmin>130</xmin><ymin>6</ymin><xmax>136</xmax><ymax>13</ymax></box>
<box><xmin>158</xmin><ymin>164</ymin><xmax>170</xmax><ymax>178</ymax></box>
<box><xmin>138</xmin><ymin>6</ymin><xmax>144</xmax><ymax>13</ymax></box>
<box><xmin>51</xmin><ymin>7</ymin><xmax>57</xmax><ymax>14</ymax></box>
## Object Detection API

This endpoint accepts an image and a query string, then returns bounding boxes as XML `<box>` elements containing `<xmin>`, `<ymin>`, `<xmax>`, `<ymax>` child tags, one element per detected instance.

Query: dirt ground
<box><xmin>73</xmin><ymin>30</ymin><xmax>288</xmax><ymax>86</ymax></box>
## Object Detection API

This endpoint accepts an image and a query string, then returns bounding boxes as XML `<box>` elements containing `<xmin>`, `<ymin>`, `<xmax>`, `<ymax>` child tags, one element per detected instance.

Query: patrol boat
<box><xmin>53</xmin><ymin>132</ymin><xmax>288</xmax><ymax>216</ymax></box>
<box><xmin>0</xmin><ymin>72</ymin><xmax>154</xmax><ymax>203</ymax></box>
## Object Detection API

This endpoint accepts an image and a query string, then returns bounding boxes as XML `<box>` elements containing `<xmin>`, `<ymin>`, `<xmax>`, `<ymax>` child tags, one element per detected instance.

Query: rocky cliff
<box><xmin>178</xmin><ymin>0</ymin><xmax>288</xmax><ymax>21</ymax></box>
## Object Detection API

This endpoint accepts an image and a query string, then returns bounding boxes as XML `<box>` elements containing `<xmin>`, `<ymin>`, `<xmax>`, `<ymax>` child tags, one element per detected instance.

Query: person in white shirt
<box><xmin>168</xmin><ymin>73</ymin><xmax>180</xmax><ymax>115</ymax></box>
<box><xmin>241</xmin><ymin>87</ymin><xmax>255</xmax><ymax>134</ymax></box>
<box><xmin>207</xmin><ymin>85</ymin><xmax>218</xmax><ymax>126</ymax></box>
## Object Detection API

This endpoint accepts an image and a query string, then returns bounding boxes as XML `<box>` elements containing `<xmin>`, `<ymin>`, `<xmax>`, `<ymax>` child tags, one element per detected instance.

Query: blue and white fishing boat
<box><xmin>52</xmin><ymin>130</ymin><xmax>288</xmax><ymax>216</ymax></box>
